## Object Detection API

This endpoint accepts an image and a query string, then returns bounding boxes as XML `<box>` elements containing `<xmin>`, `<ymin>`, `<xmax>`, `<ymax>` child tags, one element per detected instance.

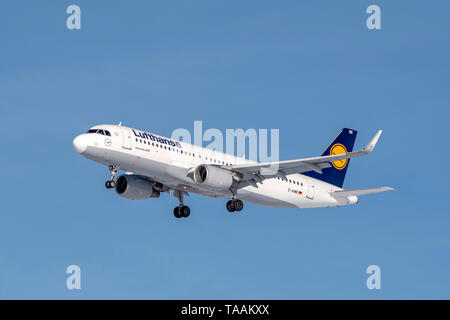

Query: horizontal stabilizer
<box><xmin>331</xmin><ymin>187</ymin><xmax>394</xmax><ymax>199</ymax></box>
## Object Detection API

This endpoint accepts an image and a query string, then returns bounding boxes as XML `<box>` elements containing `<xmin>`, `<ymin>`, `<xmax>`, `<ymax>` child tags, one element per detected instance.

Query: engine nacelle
<box><xmin>115</xmin><ymin>174</ymin><xmax>160</xmax><ymax>200</ymax></box>
<box><xmin>193</xmin><ymin>165</ymin><xmax>234</xmax><ymax>191</ymax></box>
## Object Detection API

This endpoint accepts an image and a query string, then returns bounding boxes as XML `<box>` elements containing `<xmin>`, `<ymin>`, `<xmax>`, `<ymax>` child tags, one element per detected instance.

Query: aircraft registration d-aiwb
<box><xmin>73</xmin><ymin>125</ymin><xmax>393</xmax><ymax>218</ymax></box>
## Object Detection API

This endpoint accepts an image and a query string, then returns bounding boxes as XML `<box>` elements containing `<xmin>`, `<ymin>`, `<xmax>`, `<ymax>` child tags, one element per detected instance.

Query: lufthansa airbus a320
<box><xmin>73</xmin><ymin>124</ymin><xmax>393</xmax><ymax>218</ymax></box>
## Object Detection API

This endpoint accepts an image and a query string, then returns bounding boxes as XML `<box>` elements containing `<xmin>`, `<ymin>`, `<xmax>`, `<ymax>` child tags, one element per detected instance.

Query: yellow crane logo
<box><xmin>330</xmin><ymin>143</ymin><xmax>348</xmax><ymax>170</ymax></box>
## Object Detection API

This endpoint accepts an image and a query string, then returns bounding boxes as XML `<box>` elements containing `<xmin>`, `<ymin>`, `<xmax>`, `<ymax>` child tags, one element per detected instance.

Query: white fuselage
<box><xmin>74</xmin><ymin>124</ymin><xmax>356</xmax><ymax>209</ymax></box>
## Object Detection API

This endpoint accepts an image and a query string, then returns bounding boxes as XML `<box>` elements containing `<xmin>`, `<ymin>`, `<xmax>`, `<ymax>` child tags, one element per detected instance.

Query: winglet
<box><xmin>363</xmin><ymin>130</ymin><xmax>382</xmax><ymax>153</ymax></box>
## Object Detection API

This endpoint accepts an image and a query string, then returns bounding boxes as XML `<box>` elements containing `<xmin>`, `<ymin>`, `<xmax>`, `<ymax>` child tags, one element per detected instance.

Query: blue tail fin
<box><xmin>303</xmin><ymin>128</ymin><xmax>357</xmax><ymax>188</ymax></box>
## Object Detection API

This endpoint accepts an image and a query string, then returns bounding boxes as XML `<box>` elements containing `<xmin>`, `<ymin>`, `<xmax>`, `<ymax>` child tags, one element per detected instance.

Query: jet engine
<box><xmin>115</xmin><ymin>174</ymin><xmax>160</xmax><ymax>200</ymax></box>
<box><xmin>193</xmin><ymin>165</ymin><xmax>235</xmax><ymax>191</ymax></box>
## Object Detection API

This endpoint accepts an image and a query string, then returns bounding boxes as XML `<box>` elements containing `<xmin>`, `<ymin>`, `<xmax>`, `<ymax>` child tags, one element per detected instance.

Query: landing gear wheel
<box><xmin>226</xmin><ymin>200</ymin><xmax>235</xmax><ymax>212</ymax></box>
<box><xmin>173</xmin><ymin>206</ymin><xmax>183</xmax><ymax>219</ymax></box>
<box><xmin>233</xmin><ymin>199</ymin><xmax>244</xmax><ymax>212</ymax></box>
<box><xmin>181</xmin><ymin>206</ymin><xmax>190</xmax><ymax>217</ymax></box>
<box><xmin>227</xmin><ymin>199</ymin><xmax>243</xmax><ymax>212</ymax></box>
<box><xmin>174</xmin><ymin>206</ymin><xmax>190</xmax><ymax>218</ymax></box>
<box><xmin>105</xmin><ymin>180</ymin><xmax>116</xmax><ymax>189</ymax></box>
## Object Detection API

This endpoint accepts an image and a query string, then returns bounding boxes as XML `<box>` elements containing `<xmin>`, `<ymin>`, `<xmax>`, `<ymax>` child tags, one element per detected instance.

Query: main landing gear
<box><xmin>226</xmin><ymin>199</ymin><xmax>244</xmax><ymax>213</ymax></box>
<box><xmin>174</xmin><ymin>205</ymin><xmax>190</xmax><ymax>219</ymax></box>
<box><xmin>173</xmin><ymin>190</ymin><xmax>190</xmax><ymax>219</ymax></box>
<box><xmin>105</xmin><ymin>165</ymin><xmax>119</xmax><ymax>189</ymax></box>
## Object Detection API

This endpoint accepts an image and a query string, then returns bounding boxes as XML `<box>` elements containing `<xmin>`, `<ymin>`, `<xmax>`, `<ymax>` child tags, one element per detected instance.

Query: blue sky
<box><xmin>0</xmin><ymin>1</ymin><xmax>449</xmax><ymax>299</ymax></box>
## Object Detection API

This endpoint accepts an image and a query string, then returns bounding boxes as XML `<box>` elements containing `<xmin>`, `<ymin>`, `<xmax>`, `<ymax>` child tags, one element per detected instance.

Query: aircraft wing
<box><xmin>330</xmin><ymin>187</ymin><xmax>394</xmax><ymax>200</ymax></box>
<box><xmin>223</xmin><ymin>130</ymin><xmax>383</xmax><ymax>185</ymax></box>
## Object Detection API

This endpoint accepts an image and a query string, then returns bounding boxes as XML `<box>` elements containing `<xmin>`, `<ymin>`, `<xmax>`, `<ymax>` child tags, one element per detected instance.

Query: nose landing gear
<box><xmin>105</xmin><ymin>165</ymin><xmax>119</xmax><ymax>189</ymax></box>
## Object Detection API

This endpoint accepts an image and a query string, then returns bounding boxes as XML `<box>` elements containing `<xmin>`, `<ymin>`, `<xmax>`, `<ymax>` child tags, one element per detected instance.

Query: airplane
<box><xmin>73</xmin><ymin>124</ymin><xmax>393</xmax><ymax>218</ymax></box>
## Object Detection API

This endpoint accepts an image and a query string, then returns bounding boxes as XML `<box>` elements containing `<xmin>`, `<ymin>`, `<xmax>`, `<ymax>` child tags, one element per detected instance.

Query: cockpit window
<box><xmin>86</xmin><ymin>129</ymin><xmax>111</xmax><ymax>136</ymax></box>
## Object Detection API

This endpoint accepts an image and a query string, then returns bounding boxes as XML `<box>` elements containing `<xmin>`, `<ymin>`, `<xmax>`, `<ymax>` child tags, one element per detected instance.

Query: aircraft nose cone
<box><xmin>73</xmin><ymin>135</ymin><xmax>87</xmax><ymax>153</ymax></box>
